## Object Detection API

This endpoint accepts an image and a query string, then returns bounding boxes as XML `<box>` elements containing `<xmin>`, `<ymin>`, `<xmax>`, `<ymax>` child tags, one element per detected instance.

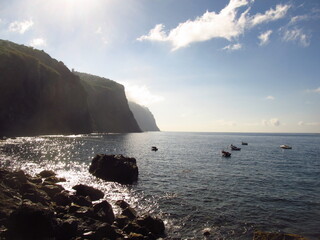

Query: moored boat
<box><xmin>280</xmin><ymin>145</ymin><xmax>292</xmax><ymax>149</ymax></box>
<box><xmin>230</xmin><ymin>144</ymin><xmax>241</xmax><ymax>151</ymax></box>
<box><xmin>221</xmin><ymin>150</ymin><xmax>231</xmax><ymax>157</ymax></box>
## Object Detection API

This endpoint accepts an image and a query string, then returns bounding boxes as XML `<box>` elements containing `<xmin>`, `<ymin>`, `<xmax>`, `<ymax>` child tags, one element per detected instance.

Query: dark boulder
<box><xmin>70</xmin><ymin>195</ymin><xmax>93</xmax><ymax>207</ymax></box>
<box><xmin>53</xmin><ymin>191</ymin><xmax>72</xmax><ymax>206</ymax></box>
<box><xmin>115</xmin><ymin>215</ymin><xmax>130</xmax><ymax>229</ymax></box>
<box><xmin>136</xmin><ymin>215</ymin><xmax>165</xmax><ymax>235</ymax></box>
<box><xmin>116</xmin><ymin>199</ymin><xmax>131</xmax><ymax>209</ymax></box>
<box><xmin>89</xmin><ymin>154</ymin><xmax>139</xmax><ymax>184</ymax></box>
<box><xmin>38</xmin><ymin>170</ymin><xmax>56</xmax><ymax>178</ymax></box>
<box><xmin>56</xmin><ymin>217</ymin><xmax>79</xmax><ymax>240</ymax></box>
<box><xmin>122</xmin><ymin>206</ymin><xmax>138</xmax><ymax>220</ymax></box>
<box><xmin>6</xmin><ymin>202</ymin><xmax>56</xmax><ymax>240</ymax></box>
<box><xmin>72</xmin><ymin>184</ymin><xmax>104</xmax><ymax>201</ymax></box>
<box><xmin>93</xmin><ymin>200</ymin><xmax>115</xmax><ymax>224</ymax></box>
<box><xmin>40</xmin><ymin>184</ymin><xmax>64</xmax><ymax>198</ymax></box>
<box><xmin>44</xmin><ymin>176</ymin><xmax>66</xmax><ymax>184</ymax></box>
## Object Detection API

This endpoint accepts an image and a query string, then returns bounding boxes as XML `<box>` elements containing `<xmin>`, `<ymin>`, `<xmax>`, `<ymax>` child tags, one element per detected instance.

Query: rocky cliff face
<box><xmin>0</xmin><ymin>40</ymin><xmax>92</xmax><ymax>136</ymax></box>
<box><xmin>75</xmin><ymin>72</ymin><xmax>141</xmax><ymax>133</ymax></box>
<box><xmin>0</xmin><ymin>40</ymin><xmax>141</xmax><ymax>136</ymax></box>
<box><xmin>128</xmin><ymin>102</ymin><xmax>160</xmax><ymax>131</ymax></box>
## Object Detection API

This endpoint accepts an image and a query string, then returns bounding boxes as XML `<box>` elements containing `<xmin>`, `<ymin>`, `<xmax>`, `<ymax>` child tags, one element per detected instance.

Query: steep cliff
<box><xmin>128</xmin><ymin>102</ymin><xmax>160</xmax><ymax>131</ymax></box>
<box><xmin>0</xmin><ymin>40</ymin><xmax>92</xmax><ymax>136</ymax></box>
<box><xmin>74</xmin><ymin>72</ymin><xmax>141</xmax><ymax>133</ymax></box>
<box><xmin>0</xmin><ymin>40</ymin><xmax>141</xmax><ymax>136</ymax></box>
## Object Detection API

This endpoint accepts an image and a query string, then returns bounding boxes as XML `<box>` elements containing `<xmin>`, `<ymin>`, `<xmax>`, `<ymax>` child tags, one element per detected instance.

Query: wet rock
<box><xmin>123</xmin><ymin>222</ymin><xmax>149</xmax><ymax>236</ymax></box>
<box><xmin>28</xmin><ymin>176</ymin><xmax>42</xmax><ymax>184</ymax></box>
<box><xmin>40</xmin><ymin>184</ymin><xmax>64</xmax><ymax>198</ymax></box>
<box><xmin>115</xmin><ymin>215</ymin><xmax>130</xmax><ymax>229</ymax></box>
<box><xmin>44</xmin><ymin>176</ymin><xmax>67</xmax><ymax>184</ymax></box>
<box><xmin>136</xmin><ymin>215</ymin><xmax>165</xmax><ymax>235</ymax></box>
<box><xmin>253</xmin><ymin>231</ymin><xmax>307</xmax><ymax>240</ymax></box>
<box><xmin>72</xmin><ymin>184</ymin><xmax>104</xmax><ymax>201</ymax></box>
<box><xmin>56</xmin><ymin>217</ymin><xmax>79</xmax><ymax>240</ymax></box>
<box><xmin>12</xmin><ymin>170</ymin><xmax>28</xmax><ymax>184</ymax></box>
<box><xmin>93</xmin><ymin>200</ymin><xmax>115</xmax><ymax>224</ymax></box>
<box><xmin>89</xmin><ymin>154</ymin><xmax>139</xmax><ymax>184</ymax></box>
<box><xmin>127</xmin><ymin>232</ymin><xmax>147</xmax><ymax>240</ymax></box>
<box><xmin>6</xmin><ymin>202</ymin><xmax>56</xmax><ymax>240</ymax></box>
<box><xmin>53</xmin><ymin>191</ymin><xmax>72</xmax><ymax>206</ymax></box>
<box><xmin>74</xmin><ymin>207</ymin><xmax>95</xmax><ymax>219</ymax></box>
<box><xmin>93</xmin><ymin>222</ymin><xmax>120</xmax><ymax>240</ymax></box>
<box><xmin>0</xmin><ymin>168</ymin><xmax>166</xmax><ymax>240</ymax></box>
<box><xmin>0</xmin><ymin>184</ymin><xmax>21</xmax><ymax>224</ymax></box>
<box><xmin>116</xmin><ymin>199</ymin><xmax>131</xmax><ymax>209</ymax></box>
<box><xmin>38</xmin><ymin>170</ymin><xmax>56</xmax><ymax>178</ymax></box>
<box><xmin>122</xmin><ymin>206</ymin><xmax>138</xmax><ymax>220</ymax></box>
<box><xmin>71</xmin><ymin>195</ymin><xmax>93</xmax><ymax>207</ymax></box>
<box><xmin>20</xmin><ymin>183</ymin><xmax>51</xmax><ymax>206</ymax></box>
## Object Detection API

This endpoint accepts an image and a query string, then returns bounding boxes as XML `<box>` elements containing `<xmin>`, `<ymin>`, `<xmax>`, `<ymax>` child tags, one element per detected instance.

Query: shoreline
<box><xmin>0</xmin><ymin>167</ymin><xmax>165</xmax><ymax>239</ymax></box>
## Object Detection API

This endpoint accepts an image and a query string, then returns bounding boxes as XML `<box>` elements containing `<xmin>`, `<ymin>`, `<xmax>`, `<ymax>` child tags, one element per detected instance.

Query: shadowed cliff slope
<box><xmin>0</xmin><ymin>40</ymin><xmax>141</xmax><ymax>136</ymax></box>
<box><xmin>128</xmin><ymin>102</ymin><xmax>160</xmax><ymax>131</ymax></box>
<box><xmin>74</xmin><ymin>71</ymin><xmax>141</xmax><ymax>133</ymax></box>
<box><xmin>0</xmin><ymin>40</ymin><xmax>92</xmax><ymax>136</ymax></box>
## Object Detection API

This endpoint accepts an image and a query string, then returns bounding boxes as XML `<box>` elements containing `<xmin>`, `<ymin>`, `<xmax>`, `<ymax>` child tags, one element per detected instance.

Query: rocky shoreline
<box><xmin>0</xmin><ymin>167</ymin><xmax>165</xmax><ymax>239</ymax></box>
<box><xmin>0</xmin><ymin>153</ymin><xmax>309</xmax><ymax>240</ymax></box>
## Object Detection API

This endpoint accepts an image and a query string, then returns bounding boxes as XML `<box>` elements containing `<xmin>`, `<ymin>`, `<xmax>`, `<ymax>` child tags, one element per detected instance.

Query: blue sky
<box><xmin>1</xmin><ymin>0</ymin><xmax>319</xmax><ymax>133</ymax></box>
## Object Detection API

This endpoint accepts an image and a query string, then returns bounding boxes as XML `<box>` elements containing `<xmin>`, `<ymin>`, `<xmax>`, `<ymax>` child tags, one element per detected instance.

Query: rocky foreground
<box><xmin>0</xmin><ymin>152</ymin><xmax>309</xmax><ymax>240</ymax></box>
<box><xmin>0</xmin><ymin>167</ymin><xmax>165</xmax><ymax>240</ymax></box>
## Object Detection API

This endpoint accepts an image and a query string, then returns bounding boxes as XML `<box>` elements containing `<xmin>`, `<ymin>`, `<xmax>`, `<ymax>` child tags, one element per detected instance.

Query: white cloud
<box><xmin>249</xmin><ymin>4</ymin><xmax>290</xmax><ymax>27</ymax></box>
<box><xmin>222</xmin><ymin>43</ymin><xmax>242</xmax><ymax>51</ymax></box>
<box><xmin>123</xmin><ymin>83</ymin><xmax>164</xmax><ymax>106</ymax></box>
<box><xmin>258</xmin><ymin>30</ymin><xmax>272</xmax><ymax>46</ymax></box>
<box><xmin>94</xmin><ymin>26</ymin><xmax>108</xmax><ymax>44</ymax></box>
<box><xmin>29</xmin><ymin>38</ymin><xmax>46</xmax><ymax>48</ymax></box>
<box><xmin>262</xmin><ymin>118</ymin><xmax>281</xmax><ymax>127</ymax></box>
<box><xmin>9</xmin><ymin>19</ymin><xmax>34</xmax><ymax>34</ymax></box>
<box><xmin>265</xmin><ymin>95</ymin><xmax>275</xmax><ymax>100</ymax></box>
<box><xmin>298</xmin><ymin>121</ymin><xmax>320</xmax><ymax>126</ymax></box>
<box><xmin>137</xmin><ymin>24</ymin><xmax>168</xmax><ymax>42</ymax></box>
<box><xmin>137</xmin><ymin>1</ymin><xmax>291</xmax><ymax>50</ymax></box>
<box><xmin>282</xmin><ymin>28</ymin><xmax>310</xmax><ymax>47</ymax></box>
<box><xmin>289</xmin><ymin>15</ymin><xmax>309</xmax><ymax>24</ymax></box>
<box><xmin>307</xmin><ymin>87</ymin><xmax>320</xmax><ymax>93</ymax></box>
<box><xmin>95</xmin><ymin>27</ymin><xmax>103</xmax><ymax>34</ymax></box>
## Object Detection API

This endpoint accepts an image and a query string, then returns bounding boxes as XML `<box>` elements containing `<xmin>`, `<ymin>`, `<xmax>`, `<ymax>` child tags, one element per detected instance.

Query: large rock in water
<box><xmin>89</xmin><ymin>154</ymin><xmax>139</xmax><ymax>184</ymax></box>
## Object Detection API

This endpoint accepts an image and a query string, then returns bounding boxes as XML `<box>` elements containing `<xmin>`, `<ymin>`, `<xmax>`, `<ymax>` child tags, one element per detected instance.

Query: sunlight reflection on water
<box><xmin>1</xmin><ymin>132</ymin><xmax>320</xmax><ymax>240</ymax></box>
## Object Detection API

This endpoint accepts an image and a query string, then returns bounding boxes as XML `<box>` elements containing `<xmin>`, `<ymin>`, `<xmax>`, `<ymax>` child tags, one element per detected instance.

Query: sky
<box><xmin>0</xmin><ymin>0</ymin><xmax>319</xmax><ymax>133</ymax></box>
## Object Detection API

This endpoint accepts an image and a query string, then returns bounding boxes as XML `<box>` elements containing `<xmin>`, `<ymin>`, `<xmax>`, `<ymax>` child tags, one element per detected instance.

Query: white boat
<box><xmin>280</xmin><ymin>145</ymin><xmax>292</xmax><ymax>149</ymax></box>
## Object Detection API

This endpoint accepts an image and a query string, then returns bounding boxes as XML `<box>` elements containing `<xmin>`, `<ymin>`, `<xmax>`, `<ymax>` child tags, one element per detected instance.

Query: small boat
<box><xmin>151</xmin><ymin>146</ymin><xmax>158</xmax><ymax>151</ymax></box>
<box><xmin>241</xmin><ymin>142</ymin><xmax>248</xmax><ymax>145</ymax></box>
<box><xmin>221</xmin><ymin>150</ymin><xmax>231</xmax><ymax>157</ymax></box>
<box><xmin>280</xmin><ymin>145</ymin><xmax>292</xmax><ymax>149</ymax></box>
<box><xmin>230</xmin><ymin>144</ymin><xmax>241</xmax><ymax>151</ymax></box>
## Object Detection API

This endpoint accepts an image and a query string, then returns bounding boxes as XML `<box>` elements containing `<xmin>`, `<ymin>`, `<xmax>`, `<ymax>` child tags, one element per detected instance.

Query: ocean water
<box><xmin>0</xmin><ymin>132</ymin><xmax>319</xmax><ymax>239</ymax></box>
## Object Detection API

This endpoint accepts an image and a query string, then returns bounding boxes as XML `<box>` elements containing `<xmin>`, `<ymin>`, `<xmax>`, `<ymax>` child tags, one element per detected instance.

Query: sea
<box><xmin>0</xmin><ymin>132</ymin><xmax>319</xmax><ymax>240</ymax></box>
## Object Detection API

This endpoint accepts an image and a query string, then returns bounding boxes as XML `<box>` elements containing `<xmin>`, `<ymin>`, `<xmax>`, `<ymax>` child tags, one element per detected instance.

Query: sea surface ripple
<box><xmin>0</xmin><ymin>132</ymin><xmax>319</xmax><ymax>239</ymax></box>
